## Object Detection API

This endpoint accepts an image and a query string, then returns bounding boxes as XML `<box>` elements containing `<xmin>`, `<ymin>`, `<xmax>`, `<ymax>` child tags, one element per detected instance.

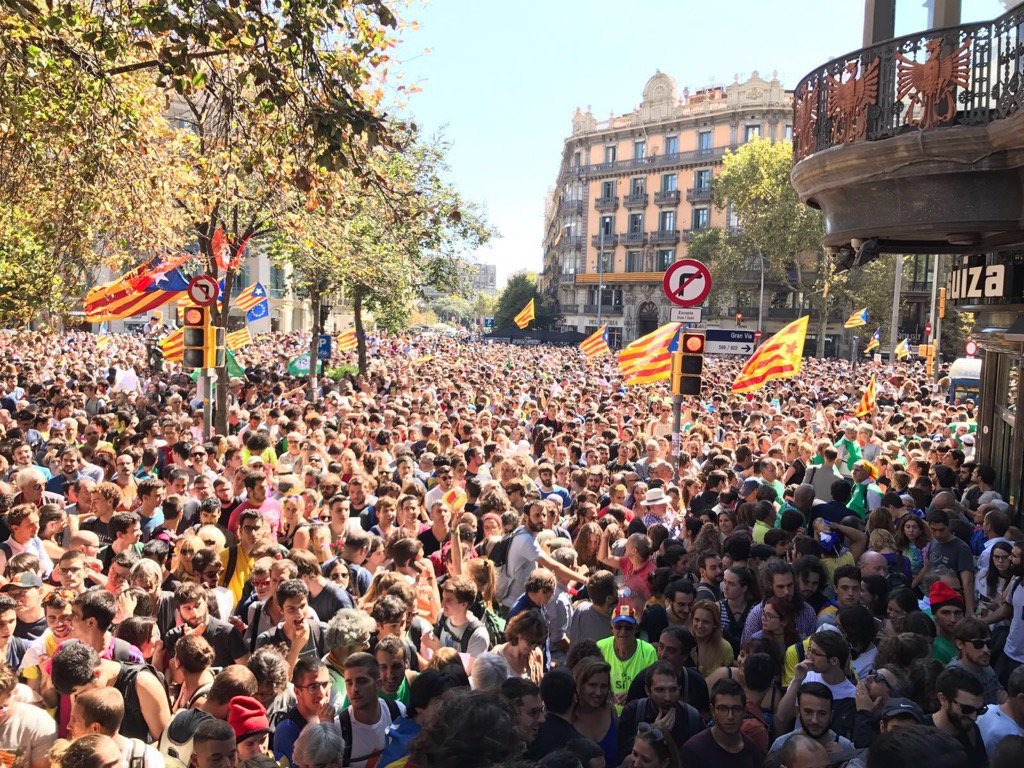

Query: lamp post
<box><xmin>597</xmin><ymin>225</ymin><xmax>605</xmax><ymax>325</ymax></box>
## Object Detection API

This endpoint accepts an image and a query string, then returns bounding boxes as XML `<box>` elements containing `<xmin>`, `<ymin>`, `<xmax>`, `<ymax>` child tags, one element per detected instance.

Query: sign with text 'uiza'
<box><xmin>946</xmin><ymin>254</ymin><xmax>1022</xmax><ymax>307</ymax></box>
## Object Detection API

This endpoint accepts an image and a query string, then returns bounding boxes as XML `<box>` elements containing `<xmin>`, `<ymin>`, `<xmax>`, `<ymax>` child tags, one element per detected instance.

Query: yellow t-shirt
<box><xmin>220</xmin><ymin>546</ymin><xmax>254</xmax><ymax>604</ymax></box>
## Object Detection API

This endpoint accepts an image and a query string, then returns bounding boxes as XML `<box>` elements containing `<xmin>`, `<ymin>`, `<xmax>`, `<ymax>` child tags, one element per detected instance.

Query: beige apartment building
<box><xmin>540</xmin><ymin>71</ymin><xmax>794</xmax><ymax>347</ymax></box>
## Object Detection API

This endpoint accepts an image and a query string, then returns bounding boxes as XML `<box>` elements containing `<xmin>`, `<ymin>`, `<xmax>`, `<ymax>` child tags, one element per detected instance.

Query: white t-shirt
<box><xmin>344</xmin><ymin>699</ymin><xmax>403</xmax><ymax>768</ymax></box>
<box><xmin>120</xmin><ymin>736</ymin><xmax>164</xmax><ymax>768</ymax></box>
<box><xmin>802</xmin><ymin>671</ymin><xmax>857</xmax><ymax>700</ymax></box>
<box><xmin>0</xmin><ymin>703</ymin><xmax>57</xmax><ymax>767</ymax></box>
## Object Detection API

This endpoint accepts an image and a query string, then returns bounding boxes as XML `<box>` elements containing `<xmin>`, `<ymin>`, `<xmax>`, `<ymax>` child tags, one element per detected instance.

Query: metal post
<box><xmin>671</xmin><ymin>389</ymin><xmax>683</xmax><ymax>481</ymax></box>
<box><xmin>597</xmin><ymin>225</ymin><xmax>605</xmax><ymax>325</ymax></box>
<box><xmin>851</xmin><ymin>335</ymin><xmax>858</xmax><ymax>369</ymax></box>
<box><xmin>928</xmin><ymin>253</ymin><xmax>941</xmax><ymax>376</ymax></box>
<box><xmin>201</xmin><ymin>371</ymin><xmax>213</xmax><ymax>442</ymax></box>
<box><xmin>757</xmin><ymin>252</ymin><xmax>765</xmax><ymax>335</ymax></box>
<box><xmin>889</xmin><ymin>254</ymin><xmax>903</xmax><ymax>360</ymax></box>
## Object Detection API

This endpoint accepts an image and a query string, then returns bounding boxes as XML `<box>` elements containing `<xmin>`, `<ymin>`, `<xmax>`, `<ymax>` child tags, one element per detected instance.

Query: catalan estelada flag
<box><xmin>84</xmin><ymin>254</ymin><xmax>192</xmax><ymax>322</ymax></box>
<box><xmin>580</xmin><ymin>324</ymin><xmax>611</xmax><ymax>358</ymax></box>
<box><xmin>844</xmin><ymin>308</ymin><xmax>869</xmax><ymax>328</ymax></box>
<box><xmin>513</xmin><ymin>298</ymin><xmax>535</xmax><ymax>329</ymax></box>
<box><xmin>160</xmin><ymin>328</ymin><xmax>184</xmax><ymax>362</ymax></box>
<box><xmin>338</xmin><ymin>329</ymin><xmax>358</xmax><ymax>352</ymax></box>
<box><xmin>731</xmin><ymin>315</ymin><xmax>809</xmax><ymax>394</ymax></box>
<box><xmin>226</xmin><ymin>328</ymin><xmax>252</xmax><ymax>351</ymax></box>
<box><xmin>234</xmin><ymin>282</ymin><xmax>269</xmax><ymax>322</ymax></box>
<box><xmin>855</xmin><ymin>374</ymin><xmax>877</xmax><ymax>418</ymax></box>
<box><xmin>617</xmin><ymin>322</ymin><xmax>681</xmax><ymax>385</ymax></box>
<box><xmin>894</xmin><ymin>338</ymin><xmax>911</xmax><ymax>359</ymax></box>
<box><xmin>864</xmin><ymin>328</ymin><xmax>881</xmax><ymax>353</ymax></box>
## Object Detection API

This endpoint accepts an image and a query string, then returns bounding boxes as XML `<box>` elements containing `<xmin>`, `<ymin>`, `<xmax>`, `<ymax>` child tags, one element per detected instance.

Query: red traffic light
<box><xmin>682</xmin><ymin>333</ymin><xmax>705</xmax><ymax>354</ymax></box>
<box><xmin>183</xmin><ymin>308</ymin><xmax>205</xmax><ymax>326</ymax></box>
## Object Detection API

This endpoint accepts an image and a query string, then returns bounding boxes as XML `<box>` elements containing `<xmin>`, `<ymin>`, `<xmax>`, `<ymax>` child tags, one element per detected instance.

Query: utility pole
<box><xmin>889</xmin><ymin>253</ymin><xmax>903</xmax><ymax>360</ymax></box>
<box><xmin>597</xmin><ymin>224</ymin><xmax>606</xmax><ymax>326</ymax></box>
<box><xmin>757</xmin><ymin>251</ymin><xmax>765</xmax><ymax>335</ymax></box>
<box><xmin>928</xmin><ymin>254</ymin><xmax>941</xmax><ymax>377</ymax></box>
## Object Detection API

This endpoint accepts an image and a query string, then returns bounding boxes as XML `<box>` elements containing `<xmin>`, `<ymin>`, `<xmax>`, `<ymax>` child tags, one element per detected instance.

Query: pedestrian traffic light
<box><xmin>182</xmin><ymin>306</ymin><xmax>209</xmax><ymax>369</ymax></box>
<box><xmin>672</xmin><ymin>332</ymin><xmax>705</xmax><ymax>396</ymax></box>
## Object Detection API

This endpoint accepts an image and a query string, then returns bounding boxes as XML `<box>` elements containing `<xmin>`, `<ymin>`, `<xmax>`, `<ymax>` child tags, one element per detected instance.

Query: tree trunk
<box><xmin>354</xmin><ymin>290</ymin><xmax>367</xmax><ymax>375</ymax></box>
<box><xmin>308</xmin><ymin>285</ymin><xmax>321</xmax><ymax>401</ymax></box>
<box><xmin>214</xmin><ymin>268</ymin><xmax>235</xmax><ymax>436</ymax></box>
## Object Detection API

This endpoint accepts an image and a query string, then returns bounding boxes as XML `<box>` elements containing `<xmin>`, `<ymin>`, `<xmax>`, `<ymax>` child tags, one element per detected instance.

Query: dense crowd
<box><xmin>0</xmin><ymin>324</ymin><xmax>1016</xmax><ymax>768</ymax></box>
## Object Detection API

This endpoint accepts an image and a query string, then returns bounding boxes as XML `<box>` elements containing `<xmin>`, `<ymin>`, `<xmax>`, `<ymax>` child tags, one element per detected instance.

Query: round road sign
<box><xmin>965</xmin><ymin>340</ymin><xmax>978</xmax><ymax>357</ymax></box>
<box><xmin>187</xmin><ymin>274</ymin><xmax>220</xmax><ymax>307</ymax></box>
<box><xmin>663</xmin><ymin>259</ymin><xmax>712</xmax><ymax>308</ymax></box>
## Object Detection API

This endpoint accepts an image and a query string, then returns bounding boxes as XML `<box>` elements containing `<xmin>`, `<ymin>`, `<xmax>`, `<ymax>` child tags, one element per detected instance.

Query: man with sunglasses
<box><xmin>949</xmin><ymin>617</ymin><xmax>1005</xmax><ymax>705</ymax></box>
<box><xmin>926</xmin><ymin>667</ymin><xmax>989</xmax><ymax>768</ymax></box>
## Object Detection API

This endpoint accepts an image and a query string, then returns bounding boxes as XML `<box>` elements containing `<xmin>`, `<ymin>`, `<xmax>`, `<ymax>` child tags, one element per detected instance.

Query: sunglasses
<box><xmin>637</xmin><ymin>722</ymin><xmax>664</xmax><ymax>741</ymax></box>
<box><xmin>964</xmin><ymin>638</ymin><xmax>990</xmax><ymax>650</ymax></box>
<box><xmin>953</xmin><ymin>700</ymin><xmax>987</xmax><ymax>717</ymax></box>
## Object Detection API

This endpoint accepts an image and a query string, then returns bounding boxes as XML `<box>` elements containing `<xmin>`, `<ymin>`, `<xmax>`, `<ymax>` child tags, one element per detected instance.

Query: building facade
<box><xmin>541</xmin><ymin>71</ymin><xmax>804</xmax><ymax>347</ymax></box>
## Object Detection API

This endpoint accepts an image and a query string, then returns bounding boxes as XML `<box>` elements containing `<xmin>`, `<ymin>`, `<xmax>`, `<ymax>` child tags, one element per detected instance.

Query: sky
<box><xmin>389</xmin><ymin>0</ymin><xmax>1008</xmax><ymax>288</ymax></box>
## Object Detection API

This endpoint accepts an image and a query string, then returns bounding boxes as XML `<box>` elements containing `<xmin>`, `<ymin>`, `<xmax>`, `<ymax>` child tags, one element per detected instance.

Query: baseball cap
<box><xmin>0</xmin><ymin>572</ymin><xmax>43</xmax><ymax>590</ymax></box>
<box><xmin>611</xmin><ymin>605</ymin><xmax>638</xmax><ymax>625</ymax></box>
<box><xmin>880</xmin><ymin>697</ymin><xmax>924</xmax><ymax>723</ymax></box>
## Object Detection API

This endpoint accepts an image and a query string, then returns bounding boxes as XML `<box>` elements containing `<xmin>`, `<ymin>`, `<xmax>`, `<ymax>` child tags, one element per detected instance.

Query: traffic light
<box><xmin>938</xmin><ymin>287</ymin><xmax>947</xmax><ymax>319</ymax></box>
<box><xmin>182</xmin><ymin>306</ymin><xmax>208</xmax><ymax>369</ymax></box>
<box><xmin>672</xmin><ymin>332</ymin><xmax>705</xmax><ymax>396</ymax></box>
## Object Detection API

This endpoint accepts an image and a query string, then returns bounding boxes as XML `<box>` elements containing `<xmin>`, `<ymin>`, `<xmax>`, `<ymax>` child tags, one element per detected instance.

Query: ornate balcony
<box><xmin>682</xmin><ymin>227</ymin><xmax>708</xmax><ymax>242</ymax></box>
<box><xmin>651</xmin><ymin>229</ymin><xmax>680</xmax><ymax>245</ymax></box>
<box><xmin>686</xmin><ymin>186</ymin><xmax>712</xmax><ymax>203</ymax></box>
<box><xmin>558</xmin><ymin>199</ymin><xmax>583</xmax><ymax>216</ymax></box>
<box><xmin>654</xmin><ymin>189</ymin><xmax>681</xmax><ymax>205</ymax></box>
<box><xmin>561</xmin><ymin>235</ymin><xmax>583</xmax><ymax>250</ymax></box>
<box><xmin>623</xmin><ymin>192</ymin><xmax>648</xmax><ymax>209</ymax></box>
<box><xmin>622</xmin><ymin>231</ymin><xmax>647</xmax><ymax>246</ymax></box>
<box><xmin>595</xmin><ymin>196</ymin><xmax>619</xmax><ymax>212</ymax></box>
<box><xmin>591</xmin><ymin>233</ymin><xmax>618</xmax><ymax>248</ymax></box>
<box><xmin>791</xmin><ymin>4</ymin><xmax>1024</xmax><ymax>257</ymax></box>
<box><xmin>584</xmin><ymin>304</ymin><xmax>624</xmax><ymax>315</ymax></box>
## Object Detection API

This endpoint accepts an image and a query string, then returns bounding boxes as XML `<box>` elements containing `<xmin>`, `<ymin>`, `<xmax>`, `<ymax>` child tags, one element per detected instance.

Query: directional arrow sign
<box><xmin>663</xmin><ymin>259</ymin><xmax>712</xmax><ymax>308</ymax></box>
<box><xmin>187</xmin><ymin>274</ymin><xmax>219</xmax><ymax>307</ymax></box>
<box><xmin>705</xmin><ymin>328</ymin><xmax>757</xmax><ymax>356</ymax></box>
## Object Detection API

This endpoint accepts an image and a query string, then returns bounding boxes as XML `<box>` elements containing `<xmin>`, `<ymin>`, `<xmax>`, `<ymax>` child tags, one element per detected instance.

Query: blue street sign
<box><xmin>705</xmin><ymin>329</ymin><xmax>757</xmax><ymax>356</ymax></box>
<box><xmin>317</xmin><ymin>334</ymin><xmax>332</xmax><ymax>360</ymax></box>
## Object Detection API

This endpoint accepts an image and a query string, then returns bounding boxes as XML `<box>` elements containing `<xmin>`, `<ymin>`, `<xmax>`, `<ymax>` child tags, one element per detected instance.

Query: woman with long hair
<box><xmin>894</xmin><ymin>514</ymin><xmax>931</xmax><ymax>587</ymax></box>
<box><xmin>869</xmin><ymin>529</ymin><xmax>912</xmax><ymax>583</ymax></box>
<box><xmin>984</xmin><ymin>541</ymin><xmax>1015</xmax><ymax>603</ymax></box>
<box><xmin>573</xmin><ymin>522</ymin><xmax>603</xmax><ymax>572</ymax></box>
<box><xmin>628</xmin><ymin>721</ymin><xmax>682</xmax><ymax>768</ymax></box>
<box><xmin>717</xmin><ymin>509</ymin><xmax>737</xmax><ymax>537</ymax></box>
<box><xmin>720</xmin><ymin>566</ymin><xmax>760</xmax><ymax>655</ymax></box>
<box><xmin>690</xmin><ymin>600</ymin><xmax>735</xmax><ymax>677</ymax></box>
<box><xmin>885</xmin><ymin>587</ymin><xmax>923</xmax><ymax>636</ymax></box>
<box><xmin>571</xmin><ymin>656</ymin><xmax>617</xmax><ymax>768</ymax></box>
<box><xmin>279</xmin><ymin>494</ymin><xmax>311</xmax><ymax>552</ymax></box>
<box><xmin>753</xmin><ymin>596</ymin><xmax>799</xmax><ymax>653</ymax></box>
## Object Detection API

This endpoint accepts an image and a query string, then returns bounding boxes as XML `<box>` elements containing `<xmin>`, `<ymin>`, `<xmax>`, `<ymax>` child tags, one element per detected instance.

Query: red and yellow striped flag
<box><xmin>731</xmin><ymin>315</ymin><xmax>809</xmax><ymax>394</ymax></box>
<box><xmin>226</xmin><ymin>328</ymin><xmax>252</xmax><ymax>351</ymax></box>
<box><xmin>338</xmin><ymin>329</ymin><xmax>358</xmax><ymax>352</ymax></box>
<box><xmin>580</xmin><ymin>324</ymin><xmax>611</xmax><ymax>358</ymax></box>
<box><xmin>855</xmin><ymin>374</ymin><xmax>877</xmax><ymax>418</ymax></box>
<box><xmin>160</xmin><ymin>328</ymin><xmax>184</xmax><ymax>362</ymax></box>
<box><xmin>617</xmin><ymin>322</ymin><xmax>681</xmax><ymax>385</ymax></box>
<box><xmin>513</xmin><ymin>298</ymin><xmax>535</xmax><ymax>329</ymax></box>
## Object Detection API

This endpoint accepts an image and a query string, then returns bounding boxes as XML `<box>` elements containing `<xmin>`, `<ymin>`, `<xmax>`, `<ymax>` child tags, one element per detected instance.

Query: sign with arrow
<box><xmin>705</xmin><ymin>328</ymin><xmax>757</xmax><ymax>356</ymax></box>
<box><xmin>662</xmin><ymin>259</ymin><xmax>712</xmax><ymax>308</ymax></box>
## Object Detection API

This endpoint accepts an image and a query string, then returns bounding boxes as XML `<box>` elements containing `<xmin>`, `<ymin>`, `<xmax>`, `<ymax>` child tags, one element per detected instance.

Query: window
<box><xmin>661</xmin><ymin>173</ymin><xmax>677</xmax><ymax>192</ymax></box>
<box><xmin>601</xmin><ymin>180</ymin><xmax>615</xmax><ymax>199</ymax></box>
<box><xmin>659</xmin><ymin>210</ymin><xmax>676</xmax><ymax>231</ymax></box>
<box><xmin>599</xmin><ymin>252</ymin><xmax>613</xmax><ymax>273</ymax></box>
<box><xmin>633</xmin><ymin>141</ymin><xmax>646</xmax><ymax>160</ymax></box>
<box><xmin>664</xmin><ymin>135</ymin><xmax>679</xmax><ymax>155</ymax></box>
<box><xmin>698</xmin><ymin>130</ymin><xmax>713</xmax><ymax>153</ymax></box>
<box><xmin>604</xmin><ymin>145</ymin><xmax>617</xmax><ymax>163</ymax></box>
<box><xmin>784</xmin><ymin>125</ymin><xmax>793</xmax><ymax>141</ymax></box>
<box><xmin>599</xmin><ymin>215</ymin><xmax>614</xmax><ymax>236</ymax></box>
<box><xmin>692</xmin><ymin>208</ymin><xmax>710</xmax><ymax>229</ymax></box>
<box><xmin>607</xmin><ymin>326</ymin><xmax>623</xmax><ymax>349</ymax></box>
<box><xmin>694</xmin><ymin>169</ymin><xmax>711</xmax><ymax>191</ymax></box>
<box><xmin>270</xmin><ymin>265</ymin><xmax>287</xmax><ymax>297</ymax></box>
<box><xmin>626</xmin><ymin>251</ymin><xmax>643</xmax><ymax>272</ymax></box>
<box><xmin>657</xmin><ymin>250</ymin><xmax>674</xmax><ymax>270</ymax></box>
<box><xmin>573</xmin><ymin>150</ymin><xmax>582</xmax><ymax>167</ymax></box>
<box><xmin>628</xmin><ymin>213</ymin><xmax>644</xmax><ymax>233</ymax></box>
<box><xmin>630</xmin><ymin>177</ymin><xmax>645</xmax><ymax>195</ymax></box>
<box><xmin>744</xmin><ymin>124</ymin><xmax>761</xmax><ymax>142</ymax></box>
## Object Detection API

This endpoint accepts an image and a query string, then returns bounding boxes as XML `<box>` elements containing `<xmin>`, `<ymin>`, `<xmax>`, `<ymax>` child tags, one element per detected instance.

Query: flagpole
<box><xmin>889</xmin><ymin>254</ymin><xmax>903</xmax><ymax>360</ymax></box>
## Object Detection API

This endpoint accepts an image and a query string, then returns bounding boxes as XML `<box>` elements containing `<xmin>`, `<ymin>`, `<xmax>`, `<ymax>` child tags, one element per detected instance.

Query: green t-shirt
<box><xmin>597</xmin><ymin>636</ymin><xmax>657</xmax><ymax>712</ymax></box>
<box><xmin>933</xmin><ymin>635</ymin><xmax>957</xmax><ymax>665</ymax></box>
<box><xmin>380</xmin><ymin>675</ymin><xmax>411</xmax><ymax>707</ymax></box>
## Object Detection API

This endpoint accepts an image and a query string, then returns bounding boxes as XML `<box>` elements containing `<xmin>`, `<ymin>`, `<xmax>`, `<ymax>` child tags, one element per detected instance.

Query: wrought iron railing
<box><xmin>595</xmin><ymin>196</ymin><xmax>619</xmax><ymax>212</ymax></box>
<box><xmin>686</xmin><ymin>186</ymin><xmax>713</xmax><ymax>203</ymax></box>
<box><xmin>623</xmin><ymin>192</ymin><xmax>649</xmax><ymax>208</ymax></box>
<box><xmin>622</xmin><ymin>232</ymin><xmax>647</xmax><ymax>246</ymax></box>
<box><xmin>584</xmin><ymin>304</ymin><xmax>624</xmax><ymax>314</ymax></box>
<box><xmin>651</xmin><ymin>229</ymin><xmax>680</xmax><ymax>245</ymax></box>
<box><xmin>793</xmin><ymin>4</ymin><xmax>1024</xmax><ymax>161</ymax></box>
<box><xmin>654</xmin><ymin>189</ymin><xmax>681</xmax><ymax>205</ymax></box>
<box><xmin>558</xmin><ymin>199</ymin><xmax>584</xmax><ymax>216</ymax></box>
<box><xmin>591</xmin><ymin>233</ymin><xmax>619</xmax><ymax>247</ymax></box>
<box><xmin>562</xmin><ymin>146</ymin><xmax>737</xmax><ymax>181</ymax></box>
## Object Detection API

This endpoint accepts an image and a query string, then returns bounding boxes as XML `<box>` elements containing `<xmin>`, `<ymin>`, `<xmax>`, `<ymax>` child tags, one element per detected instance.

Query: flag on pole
<box><xmin>286</xmin><ymin>353</ymin><xmax>322</xmax><ymax>376</ymax></box>
<box><xmin>513</xmin><ymin>299</ymin><xmax>535</xmax><ymax>329</ymax></box>
<box><xmin>894</xmin><ymin>338</ymin><xmax>911</xmax><ymax>359</ymax></box>
<box><xmin>226</xmin><ymin>328</ymin><xmax>252</xmax><ymax>351</ymax></box>
<box><xmin>844</xmin><ymin>308</ymin><xmax>869</xmax><ymax>328</ymax></box>
<box><xmin>234</xmin><ymin>282</ymin><xmax>269</xmax><ymax>322</ymax></box>
<box><xmin>731</xmin><ymin>315</ymin><xmax>809</xmax><ymax>394</ymax></box>
<box><xmin>84</xmin><ymin>254</ymin><xmax>192</xmax><ymax>322</ymax></box>
<box><xmin>337</xmin><ymin>329</ymin><xmax>358</xmax><ymax>352</ymax></box>
<box><xmin>580</xmin><ymin>324</ymin><xmax>611</xmax><ymax>358</ymax></box>
<box><xmin>864</xmin><ymin>328</ymin><xmax>881</xmax><ymax>353</ymax></box>
<box><xmin>855</xmin><ymin>375</ymin><xmax>877</xmax><ymax>418</ymax></box>
<box><xmin>617</xmin><ymin>322</ymin><xmax>682</xmax><ymax>385</ymax></box>
<box><xmin>160</xmin><ymin>328</ymin><xmax>184</xmax><ymax>362</ymax></box>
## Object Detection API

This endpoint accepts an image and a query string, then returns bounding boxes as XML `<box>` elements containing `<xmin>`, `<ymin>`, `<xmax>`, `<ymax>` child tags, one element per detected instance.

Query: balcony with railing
<box><xmin>591</xmin><ymin>233</ymin><xmax>619</xmax><ymax>248</ymax></box>
<box><xmin>595</xmin><ymin>196</ymin><xmax>619</xmax><ymax>212</ymax></box>
<box><xmin>584</xmin><ymin>304</ymin><xmax>624</xmax><ymax>315</ymax></box>
<box><xmin>791</xmin><ymin>3</ymin><xmax>1024</xmax><ymax>256</ymax></box>
<box><xmin>561</xmin><ymin>235</ymin><xmax>584</xmax><ymax>250</ymax></box>
<box><xmin>682</xmin><ymin>227</ymin><xmax>709</xmax><ymax>241</ymax></box>
<box><xmin>623</xmin><ymin>192</ymin><xmax>648</xmax><ymax>209</ymax></box>
<box><xmin>686</xmin><ymin>186</ymin><xmax>712</xmax><ymax>203</ymax></box>
<box><xmin>621</xmin><ymin>231</ymin><xmax>647</xmax><ymax>246</ymax></box>
<box><xmin>558</xmin><ymin>199</ymin><xmax>584</xmax><ymax>216</ymax></box>
<box><xmin>582</xmin><ymin>146</ymin><xmax>736</xmax><ymax>178</ymax></box>
<box><xmin>651</xmin><ymin>229</ymin><xmax>680</xmax><ymax>245</ymax></box>
<box><xmin>654</xmin><ymin>189</ymin><xmax>681</xmax><ymax>206</ymax></box>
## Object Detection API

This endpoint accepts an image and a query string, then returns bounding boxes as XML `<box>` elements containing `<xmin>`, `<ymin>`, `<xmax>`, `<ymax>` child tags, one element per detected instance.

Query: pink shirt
<box><xmin>619</xmin><ymin>556</ymin><xmax>655</xmax><ymax>613</ymax></box>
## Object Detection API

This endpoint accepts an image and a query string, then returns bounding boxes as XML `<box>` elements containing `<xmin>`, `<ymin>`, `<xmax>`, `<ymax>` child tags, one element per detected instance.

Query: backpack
<box><xmin>339</xmin><ymin>699</ymin><xmax>402</xmax><ymax>767</ymax></box>
<box><xmin>125</xmin><ymin>738</ymin><xmax>148</xmax><ymax>768</ymax></box>
<box><xmin>486</xmin><ymin>526</ymin><xmax>524</xmax><ymax>569</ymax></box>
<box><xmin>435</xmin><ymin>616</ymin><xmax>486</xmax><ymax>653</ymax></box>
<box><xmin>469</xmin><ymin>600</ymin><xmax>506</xmax><ymax>647</ymax></box>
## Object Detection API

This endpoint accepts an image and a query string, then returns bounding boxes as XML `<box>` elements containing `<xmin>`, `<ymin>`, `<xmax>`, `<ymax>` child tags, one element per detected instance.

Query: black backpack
<box><xmin>435</xmin><ymin>616</ymin><xmax>486</xmax><ymax>653</ymax></box>
<box><xmin>486</xmin><ymin>526</ymin><xmax>524</xmax><ymax>569</ymax></box>
<box><xmin>339</xmin><ymin>699</ymin><xmax>402</xmax><ymax>767</ymax></box>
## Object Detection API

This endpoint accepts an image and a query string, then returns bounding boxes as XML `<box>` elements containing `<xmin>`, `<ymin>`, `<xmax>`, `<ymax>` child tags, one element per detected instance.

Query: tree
<box><xmin>493</xmin><ymin>273</ymin><xmax>556</xmax><ymax>331</ymax></box>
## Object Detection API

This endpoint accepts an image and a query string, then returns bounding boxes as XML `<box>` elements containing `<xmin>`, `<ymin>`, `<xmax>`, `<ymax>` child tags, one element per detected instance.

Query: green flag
<box><xmin>226</xmin><ymin>348</ymin><xmax>245</xmax><ymax>377</ymax></box>
<box><xmin>287</xmin><ymin>353</ymin><xmax>322</xmax><ymax>376</ymax></box>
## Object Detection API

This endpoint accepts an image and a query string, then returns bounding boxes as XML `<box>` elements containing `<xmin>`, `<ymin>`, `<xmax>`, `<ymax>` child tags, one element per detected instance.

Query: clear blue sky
<box><xmin>390</xmin><ymin>0</ymin><xmax>1006</xmax><ymax>288</ymax></box>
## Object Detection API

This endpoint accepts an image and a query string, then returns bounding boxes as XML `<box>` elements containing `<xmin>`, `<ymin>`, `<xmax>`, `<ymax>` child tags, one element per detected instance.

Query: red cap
<box><xmin>611</xmin><ymin>604</ymin><xmax>638</xmax><ymax>625</ymax></box>
<box><xmin>227</xmin><ymin>696</ymin><xmax>270</xmax><ymax>741</ymax></box>
<box><xmin>930</xmin><ymin>581</ymin><xmax>965</xmax><ymax>613</ymax></box>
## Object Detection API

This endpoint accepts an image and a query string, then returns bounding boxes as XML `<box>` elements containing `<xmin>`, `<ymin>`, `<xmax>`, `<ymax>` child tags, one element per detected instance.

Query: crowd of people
<box><xmin>0</xmin><ymin>324</ymin><xmax>1016</xmax><ymax>768</ymax></box>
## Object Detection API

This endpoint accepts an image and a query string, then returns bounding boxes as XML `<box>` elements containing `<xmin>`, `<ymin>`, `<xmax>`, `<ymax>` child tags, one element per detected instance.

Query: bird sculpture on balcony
<box><xmin>826</xmin><ymin>58</ymin><xmax>880</xmax><ymax>145</ymax></box>
<box><xmin>896</xmin><ymin>37</ymin><xmax>972</xmax><ymax>130</ymax></box>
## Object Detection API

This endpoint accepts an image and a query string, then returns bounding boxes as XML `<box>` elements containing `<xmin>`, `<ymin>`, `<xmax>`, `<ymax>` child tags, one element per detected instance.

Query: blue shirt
<box><xmin>138</xmin><ymin>508</ymin><xmax>165</xmax><ymax>541</ymax></box>
<box><xmin>272</xmin><ymin>709</ymin><xmax>306</xmax><ymax>762</ymax></box>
